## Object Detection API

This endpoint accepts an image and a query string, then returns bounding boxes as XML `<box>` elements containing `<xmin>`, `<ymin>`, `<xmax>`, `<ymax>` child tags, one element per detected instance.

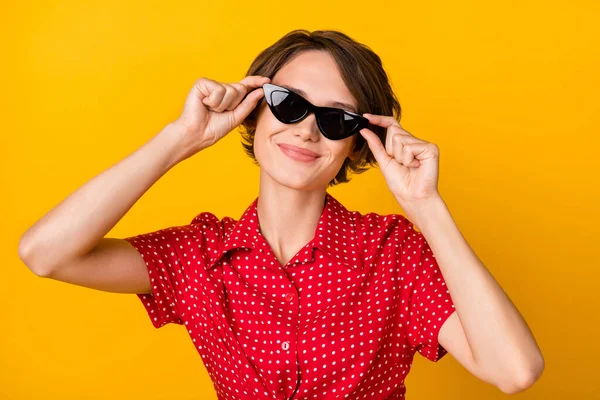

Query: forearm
<box><xmin>404</xmin><ymin>196</ymin><xmax>544</xmax><ymax>385</ymax></box>
<box><xmin>19</xmin><ymin>123</ymin><xmax>188</xmax><ymax>274</ymax></box>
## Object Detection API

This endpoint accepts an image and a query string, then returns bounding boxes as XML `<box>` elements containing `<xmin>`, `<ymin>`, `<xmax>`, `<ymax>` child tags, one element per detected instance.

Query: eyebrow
<box><xmin>279</xmin><ymin>85</ymin><xmax>359</xmax><ymax>114</ymax></box>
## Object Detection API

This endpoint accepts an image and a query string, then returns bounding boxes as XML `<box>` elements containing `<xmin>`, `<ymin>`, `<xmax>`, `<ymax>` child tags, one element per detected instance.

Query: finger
<box><xmin>404</xmin><ymin>143</ymin><xmax>433</xmax><ymax>167</ymax></box>
<box><xmin>365</xmin><ymin>113</ymin><xmax>420</xmax><ymax>141</ymax></box>
<box><xmin>387</xmin><ymin>126</ymin><xmax>421</xmax><ymax>155</ymax></box>
<box><xmin>385</xmin><ymin>128</ymin><xmax>394</xmax><ymax>155</ymax></box>
<box><xmin>226</xmin><ymin>82</ymin><xmax>248</xmax><ymax>111</ymax></box>
<box><xmin>230</xmin><ymin>75</ymin><xmax>270</xmax><ymax>112</ymax></box>
<box><xmin>239</xmin><ymin>75</ymin><xmax>271</xmax><ymax>90</ymax></box>
<box><xmin>359</xmin><ymin>127</ymin><xmax>391</xmax><ymax>166</ymax></box>
<box><xmin>363</xmin><ymin>113</ymin><xmax>401</xmax><ymax>129</ymax></box>
<box><xmin>202</xmin><ymin>84</ymin><xmax>226</xmax><ymax>109</ymax></box>
<box><xmin>393</xmin><ymin>135</ymin><xmax>403</xmax><ymax>163</ymax></box>
<box><xmin>402</xmin><ymin>142</ymin><xmax>417</xmax><ymax>167</ymax></box>
<box><xmin>212</xmin><ymin>83</ymin><xmax>238</xmax><ymax>113</ymax></box>
<box><xmin>193</xmin><ymin>77</ymin><xmax>219</xmax><ymax>98</ymax></box>
<box><xmin>193</xmin><ymin>77</ymin><xmax>224</xmax><ymax>106</ymax></box>
<box><xmin>231</xmin><ymin>87</ymin><xmax>265</xmax><ymax>126</ymax></box>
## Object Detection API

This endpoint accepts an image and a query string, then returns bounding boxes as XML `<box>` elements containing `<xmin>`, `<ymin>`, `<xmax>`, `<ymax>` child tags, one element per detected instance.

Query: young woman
<box><xmin>19</xmin><ymin>29</ymin><xmax>544</xmax><ymax>399</ymax></box>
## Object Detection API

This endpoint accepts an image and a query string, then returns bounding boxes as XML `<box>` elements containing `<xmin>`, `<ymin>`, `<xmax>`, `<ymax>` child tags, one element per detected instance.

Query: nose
<box><xmin>293</xmin><ymin>112</ymin><xmax>321</xmax><ymax>141</ymax></box>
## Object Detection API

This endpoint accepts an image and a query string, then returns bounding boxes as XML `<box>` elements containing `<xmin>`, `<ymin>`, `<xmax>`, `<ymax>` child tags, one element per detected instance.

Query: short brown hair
<box><xmin>240</xmin><ymin>29</ymin><xmax>401</xmax><ymax>187</ymax></box>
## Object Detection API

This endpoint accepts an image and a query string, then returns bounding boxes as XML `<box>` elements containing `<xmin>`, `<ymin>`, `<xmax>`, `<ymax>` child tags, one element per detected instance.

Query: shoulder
<box><xmin>355</xmin><ymin>209</ymin><xmax>419</xmax><ymax>242</ymax></box>
<box><xmin>187</xmin><ymin>211</ymin><xmax>240</xmax><ymax>243</ymax></box>
<box><xmin>190</xmin><ymin>211</ymin><xmax>234</xmax><ymax>233</ymax></box>
<box><xmin>127</xmin><ymin>211</ymin><xmax>238</xmax><ymax>254</ymax></box>
<box><xmin>349</xmin><ymin>208</ymin><xmax>427</xmax><ymax>263</ymax></box>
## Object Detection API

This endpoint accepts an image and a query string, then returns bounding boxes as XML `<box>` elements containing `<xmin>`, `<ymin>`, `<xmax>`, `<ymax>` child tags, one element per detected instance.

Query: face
<box><xmin>252</xmin><ymin>50</ymin><xmax>360</xmax><ymax>191</ymax></box>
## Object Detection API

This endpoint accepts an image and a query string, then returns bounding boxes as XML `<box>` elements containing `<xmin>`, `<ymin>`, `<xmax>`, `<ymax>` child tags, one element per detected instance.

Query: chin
<box><xmin>266</xmin><ymin>168</ymin><xmax>325</xmax><ymax>191</ymax></box>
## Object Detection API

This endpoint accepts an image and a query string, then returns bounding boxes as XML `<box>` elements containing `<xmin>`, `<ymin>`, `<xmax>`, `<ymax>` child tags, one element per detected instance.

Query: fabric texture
<box><xmin>124</xmin><ymin>192</ymin><xmax>456</xmax><ymax>399</ymax></box>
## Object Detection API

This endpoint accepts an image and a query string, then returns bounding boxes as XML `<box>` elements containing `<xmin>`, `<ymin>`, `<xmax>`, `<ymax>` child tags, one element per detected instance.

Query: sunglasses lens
<box><xmin>270</xmin><ymin>90</ymin><xmax>307</xmax><ymax>122</ymax></box>
<box><xmin>264</xmin><ymin>84</ymin><xmax>365</xmax><ymax>140</ymax></box>
<box><xmin>319</xmin><ymin>110</ymin><xmax>361</xmax><ymax>140</ymax></box>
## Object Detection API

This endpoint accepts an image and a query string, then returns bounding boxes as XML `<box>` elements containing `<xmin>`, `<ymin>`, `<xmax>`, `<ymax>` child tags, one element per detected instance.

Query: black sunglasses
<box><xmin>261</xmin><ymin>83</ymin><xmax>370</xmax><ymax>141</ymax></box>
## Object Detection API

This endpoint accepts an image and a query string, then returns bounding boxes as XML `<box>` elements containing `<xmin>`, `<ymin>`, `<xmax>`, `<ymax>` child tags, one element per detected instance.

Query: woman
<box><xmin>19</xmin><ymin>29</ymin><xmax>544</xmax><ymax>399</ymax></box>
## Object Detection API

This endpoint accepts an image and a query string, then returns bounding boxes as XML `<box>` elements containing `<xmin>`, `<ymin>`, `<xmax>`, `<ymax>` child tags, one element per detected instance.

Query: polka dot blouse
<box><xmin>124</xmin><ymin>192</ymin><xmax>456</xmax><ymax>399</ymax></box>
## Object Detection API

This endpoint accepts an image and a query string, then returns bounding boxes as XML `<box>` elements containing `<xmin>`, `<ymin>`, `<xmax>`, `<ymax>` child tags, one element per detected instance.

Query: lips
<box><xmin>277</xmin><ymin>144</ymin><xmax>320</xmax><ymax>158</ymax></box>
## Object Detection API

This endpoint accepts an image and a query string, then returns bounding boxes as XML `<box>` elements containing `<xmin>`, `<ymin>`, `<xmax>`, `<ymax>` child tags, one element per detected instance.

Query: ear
<box><xmin>348</xmin><ymin>148</ymin><xmax>359</xmax><ymax>161</ymax></box>
<box><xmin>347</xmin><ymin>137</ymin><xmax>360</xmax><ymax>161</ymax></box>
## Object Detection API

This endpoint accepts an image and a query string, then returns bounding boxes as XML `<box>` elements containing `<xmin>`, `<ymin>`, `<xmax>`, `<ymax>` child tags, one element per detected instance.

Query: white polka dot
<box><xmin>123</xmin><ymin>192</ymin><xmax>456</xmax><ymax>399</ymax></box>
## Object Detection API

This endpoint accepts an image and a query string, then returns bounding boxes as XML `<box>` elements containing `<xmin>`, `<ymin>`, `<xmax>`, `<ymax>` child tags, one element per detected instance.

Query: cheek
<box><xmin>253</xmin><ymin>129</ymin><xmax>268</xmax><ymax>162</ymax></box>
<box><xmin>252</xmin><ymin>126</ymin><xmax>278</xmax><ymax>166</ymax></box>
<box><xmin>331</xmin><ymin>138</ymin><xmax>356</xmax><ymax>160</ymax></box>
<box><xmin>254</xmin><ymin>109</ymin><xmax>281</xmax><ymax>142</ymax></box>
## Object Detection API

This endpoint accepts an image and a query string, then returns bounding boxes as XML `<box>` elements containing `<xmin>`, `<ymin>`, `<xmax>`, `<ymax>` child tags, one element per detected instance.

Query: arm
<box><xmin>406</xmin><ymin>196</ymin><xmax>545</xmax><ymax>394</ymax></box>
<box><xmin>356</xmin><ymin>110</ymin><xmax>544</xmax><ymax>394</ymax></box>
<box><xmin>18</xmin><ymin>122</ymin><xmax>193</xmax><ymax>293</ymax></box>
<box><xmin>18</xmin><ymin>75</ymin><xmax>268</xmax><ymax>294</ymax></box>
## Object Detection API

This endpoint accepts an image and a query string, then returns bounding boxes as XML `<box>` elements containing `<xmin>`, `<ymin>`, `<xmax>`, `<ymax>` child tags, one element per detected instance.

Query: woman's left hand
<box><xmin>359</xmin><ymin>114</ymin><xmax>441</xmax><ymax>217</ymax></box>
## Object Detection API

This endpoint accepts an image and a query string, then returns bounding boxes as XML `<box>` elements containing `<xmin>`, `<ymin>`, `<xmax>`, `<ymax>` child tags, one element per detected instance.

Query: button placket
<box><xmin>282</xmin><ymin>284</ymin><xmax>301</xmax><ymax>399</ymax></box>
<box><xmin>281</xmin><ymin>289</ymin><xmax>297</xmax><ymax>354</ymax></box>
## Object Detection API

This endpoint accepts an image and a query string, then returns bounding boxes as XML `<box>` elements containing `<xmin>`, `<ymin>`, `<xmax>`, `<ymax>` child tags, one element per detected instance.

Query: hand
<box><xmin>172</xmin><ymin>75</ymin><xmax>270</xmax><ymax>160</ymax></box>
<box><xmin>359</xmin><ymin>114</ymin><xmax>441</xmax><ymax>216</ymax></box>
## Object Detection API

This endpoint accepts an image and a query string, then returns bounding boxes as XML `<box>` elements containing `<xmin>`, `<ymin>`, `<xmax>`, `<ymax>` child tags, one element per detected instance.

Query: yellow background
<box><xmin>2</xmin><ymin>1</ymin><xmax>599</xmax><ymax>399</ymax></box>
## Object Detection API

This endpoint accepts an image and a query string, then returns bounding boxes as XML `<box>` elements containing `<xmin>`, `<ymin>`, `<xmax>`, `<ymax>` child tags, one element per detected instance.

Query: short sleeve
<box><xmin>124</xmin><ymin>225</ymin><xmax>191</xmax><ymax>329</ymax></box>
<box><xmin>404</xmin><ymin>224</ymin><xmax>456</xmax><ymax>362</ymax></box>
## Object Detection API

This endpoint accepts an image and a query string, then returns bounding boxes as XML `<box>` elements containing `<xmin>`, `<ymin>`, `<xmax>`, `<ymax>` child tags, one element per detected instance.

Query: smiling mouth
<box><xmin>278</xmin><ymin>144</ymin><xmax>320</xmax><ymax>162</ymax></box>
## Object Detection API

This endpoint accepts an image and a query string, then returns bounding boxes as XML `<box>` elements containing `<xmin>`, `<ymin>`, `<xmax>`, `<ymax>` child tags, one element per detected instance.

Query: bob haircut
<box><xmin>240</xmin><ymin>29</ymin><xmax>402</xmax><ymax>187</ymax></box>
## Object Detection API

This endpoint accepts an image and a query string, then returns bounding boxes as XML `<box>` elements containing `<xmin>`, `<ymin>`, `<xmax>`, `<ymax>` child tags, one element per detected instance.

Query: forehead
<box><xmin>271</xmin><ymin>50</ymin><xmax>359</xmax><ymax>113</ymax></box>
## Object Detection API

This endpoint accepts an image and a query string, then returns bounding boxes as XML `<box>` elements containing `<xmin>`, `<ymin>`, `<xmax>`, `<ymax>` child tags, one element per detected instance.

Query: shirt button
<box><xmin>285</xmin><ymin>292</ymin><xmax>295</xmax><ymax>302</ymax></box>
<box><xmin>281</xmin><ymin>341</ymin><xmax>290</xmax><ymax>351</ymax></box>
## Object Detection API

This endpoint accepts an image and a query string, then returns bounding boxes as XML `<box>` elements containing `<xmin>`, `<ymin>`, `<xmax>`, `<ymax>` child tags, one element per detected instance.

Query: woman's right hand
<box><xmin>171</xmin><ymin>75</ymin><xmax>270</xmax><ymax>160</ymax></box>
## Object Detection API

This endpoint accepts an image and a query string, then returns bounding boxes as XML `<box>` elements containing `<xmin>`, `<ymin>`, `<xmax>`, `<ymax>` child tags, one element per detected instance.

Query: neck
<box><xmin>256</xmin><ymin>174</ymin><xmax>327</xmax><ymax>265</ymax></box>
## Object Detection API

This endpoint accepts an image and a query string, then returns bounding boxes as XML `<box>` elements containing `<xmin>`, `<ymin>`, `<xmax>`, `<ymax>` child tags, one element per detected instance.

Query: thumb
<box><xmin>231</xmin><ymin>87</ymin><xmax>264</xmax><ymax>125</ymax></box>
<box><xmin>360</xmin><ymin>127</ymin><xmax>391</xmax><ymax>166</ymax></box>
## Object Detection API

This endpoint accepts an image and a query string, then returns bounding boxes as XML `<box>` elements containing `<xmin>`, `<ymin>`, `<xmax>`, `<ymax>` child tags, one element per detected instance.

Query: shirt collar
<box><xmin>206</xmin><ymin>192</ymin><xmax>363</xmax><ymax>271</ymax></box>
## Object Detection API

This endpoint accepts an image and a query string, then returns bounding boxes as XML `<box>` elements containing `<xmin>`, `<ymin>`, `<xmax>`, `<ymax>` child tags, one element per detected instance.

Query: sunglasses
<box><xmin>261</xmin><ymin>83</ymin><xmax>370</xmax><ymax>141</ymax></box>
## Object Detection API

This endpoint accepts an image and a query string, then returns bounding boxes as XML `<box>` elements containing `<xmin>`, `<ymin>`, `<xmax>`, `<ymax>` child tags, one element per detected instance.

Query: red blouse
<box><xmin>124</xmin><ymin>192</ymin><xmax>456</xmax><ymax>399</ymax></box>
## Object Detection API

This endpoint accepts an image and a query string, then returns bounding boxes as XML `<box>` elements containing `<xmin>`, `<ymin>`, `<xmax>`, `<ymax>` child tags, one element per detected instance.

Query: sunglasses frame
<box><xmin>261</xmin><ymin>83</ymin><xmax>370</xmax><ymax>141</ymax></box>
